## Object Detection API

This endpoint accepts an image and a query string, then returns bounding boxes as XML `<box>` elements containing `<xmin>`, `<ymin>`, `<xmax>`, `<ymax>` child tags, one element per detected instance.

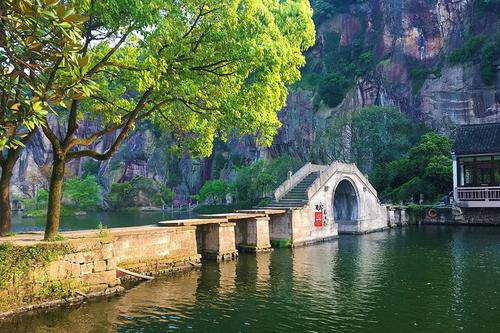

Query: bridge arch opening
<box><xmin>333</xmin><ymin>179</ymin><xmax>359</xmax><ymax>223</ymax></box>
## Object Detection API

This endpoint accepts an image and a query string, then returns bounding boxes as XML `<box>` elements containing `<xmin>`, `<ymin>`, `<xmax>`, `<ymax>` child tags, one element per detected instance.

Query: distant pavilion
<box><xmin>452</xmin><ymin>123</ymin><xmax>500</xmax><ymax>208</ymax></box>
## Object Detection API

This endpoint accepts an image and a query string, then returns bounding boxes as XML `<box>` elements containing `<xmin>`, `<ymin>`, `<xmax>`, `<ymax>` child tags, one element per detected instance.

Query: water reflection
<box><xmin>11</xmin><ymin>211</ymin><xmax>198</xmax><ymax>233</ymax></box>
<box><xmin>3</xmin><ymin>226</ymin><xmax>500</xmax><ymax>333</ymax></box>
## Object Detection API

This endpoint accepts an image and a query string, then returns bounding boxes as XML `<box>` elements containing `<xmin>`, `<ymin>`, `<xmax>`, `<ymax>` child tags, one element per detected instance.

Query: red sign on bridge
<box><xmin>314</xmin><ymin>211</ymin><xmax>323</xmax><ymax>227</ymax></box>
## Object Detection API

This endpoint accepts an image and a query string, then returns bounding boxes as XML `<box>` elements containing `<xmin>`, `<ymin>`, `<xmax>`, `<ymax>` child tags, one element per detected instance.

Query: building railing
<box><xmin>456</xmin><ymin>187</ymin><xmax>500</xmax><ymax>201</ymax></box>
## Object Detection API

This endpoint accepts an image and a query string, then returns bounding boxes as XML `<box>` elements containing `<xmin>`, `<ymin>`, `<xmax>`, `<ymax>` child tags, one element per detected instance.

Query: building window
<box><xmin>459</xmin><ymin>157</ymin><xmax>475</xmax><ymax>186</ymax></box>
<box><xmin>477</xmin><ymin>156</ymin><xmax>493</xmax><ymax>185</ymax></box>
<box><xmin>495</xmin><ymin>156</ymin><xmax>500</xmax><ymax>185</ymax></box>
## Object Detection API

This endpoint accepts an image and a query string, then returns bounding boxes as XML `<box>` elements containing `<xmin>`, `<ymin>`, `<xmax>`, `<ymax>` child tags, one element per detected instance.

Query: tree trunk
<box><xmin>0</xmin><ymin>168</ymin><xmax>13</xmax><ymax>237</ymax></box>
<box><xmin>45</xmin><ymin>155</ymin><xmax>66</xmax><ymax>240</ymax></box>
<box><xmin>0</xmin><ymin>150</ymin><xmax>21</xmax><ymax>236</ymax></box>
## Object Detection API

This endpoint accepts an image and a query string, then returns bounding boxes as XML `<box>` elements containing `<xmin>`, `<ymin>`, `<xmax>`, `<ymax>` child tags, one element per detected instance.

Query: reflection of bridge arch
<box><xmin>333</xmin><ymin>178</ymin><xmax>359</xmax><ymax>224</ymax></box>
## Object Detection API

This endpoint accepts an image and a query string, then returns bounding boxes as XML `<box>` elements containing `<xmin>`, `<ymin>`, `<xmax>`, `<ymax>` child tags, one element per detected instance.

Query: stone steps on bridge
<box><xmin>261</xmin><ymin>171</ymin><xmax>320</xmax><ymax>209</ymax></box>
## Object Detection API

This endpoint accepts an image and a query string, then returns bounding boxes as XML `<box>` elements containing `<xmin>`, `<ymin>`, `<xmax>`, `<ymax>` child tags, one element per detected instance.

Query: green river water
<box><xmin>11</xmin><ymin>211</ymin><xmax>197</xmax><ymax>233</ymax></box>
<box><xmin>2</xmin><ymin>225</ymin><xmax>500</xmax><ymax>333</ymax></box>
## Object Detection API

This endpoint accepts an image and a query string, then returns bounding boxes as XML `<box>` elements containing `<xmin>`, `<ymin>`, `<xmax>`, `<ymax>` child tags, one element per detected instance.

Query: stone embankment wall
<box><xmin>0</xmin><ymin>225</ymin><xmax>200</xmax><ymax>317</ymax></box>
<box><xmin>268</xmin><ymin>206</ymin><xmax>407</xmax><ymax>246</ymax></box>
<box><xmin>421</xmin><ymin>207</ymin><xmax>500</xmax><ymax>225</ymax></box>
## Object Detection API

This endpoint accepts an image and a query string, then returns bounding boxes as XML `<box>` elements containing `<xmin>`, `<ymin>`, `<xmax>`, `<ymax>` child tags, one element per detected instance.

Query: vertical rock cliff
<box><xmin>10</xmin><ymin>0</ymin><xmax>500</xmax><ymax>197</ymax></box>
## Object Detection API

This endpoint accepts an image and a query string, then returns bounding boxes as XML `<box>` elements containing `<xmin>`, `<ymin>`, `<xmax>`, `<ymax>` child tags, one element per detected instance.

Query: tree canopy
<box><xmin>370</xmin><ymin>132</ymin><xmax>453</xmax><ymax>203</ymax></box>
<box><xmin>0</xmin><ymin>0</ymin><xmax>89</xmax><ymax>149</ymax></box>
<box><xmin>317</xmin><ymin>106</ymin><xmax>427</xmax><ymax>172</ymax></box>
<box><xmin>38</xmin><ymin>0</ymin><xmax>316</xmax><ymax>160</ymax></box>
<box><xmin>11</xmin><ymin>0</ymin><xmax>314</xmax><ymax>239</ymax></box>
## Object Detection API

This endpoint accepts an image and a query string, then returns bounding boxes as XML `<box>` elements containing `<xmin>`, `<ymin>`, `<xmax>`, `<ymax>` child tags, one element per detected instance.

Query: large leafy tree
<box><xmin>370</xmin><ymin>132</ymin><xmax>453</xmax><ymax>202</ymax></box>
<box><xmin>39</xmin><ymin>0</ymin><xmax>315</xmax><ymax>239</ymax></box>
<box><xmin>63</xmin><ymin>176</ymin><xmax>100</xmax><ymax>210</ymax></box>
<box><xmin>317</xmin><ymin>106</ymin><xmax>426</xmax><ymax>172</ymax></box>
<box><xmin>0</xmin><ymin>0</ymin><xmax>89</xmax><ymax>236</ymax></box>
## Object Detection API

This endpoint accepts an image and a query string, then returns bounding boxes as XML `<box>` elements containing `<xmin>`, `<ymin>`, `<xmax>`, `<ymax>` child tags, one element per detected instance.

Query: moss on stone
<box><xmin>0</xmin><ymin>242</ymin><xmax>74</xmax><ymax>312</ymax></box>
<box><xmin>271</xmin><ymin>239</ymin><xmax>292</xmax><ymax>248</ymax></box>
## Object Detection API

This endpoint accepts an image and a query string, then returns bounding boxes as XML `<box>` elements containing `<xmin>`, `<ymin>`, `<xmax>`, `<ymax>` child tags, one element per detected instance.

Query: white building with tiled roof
<box><xmin>452</xmin><ymin>123</ymin><xmax>500</xmax><ymax>208</ymax></box>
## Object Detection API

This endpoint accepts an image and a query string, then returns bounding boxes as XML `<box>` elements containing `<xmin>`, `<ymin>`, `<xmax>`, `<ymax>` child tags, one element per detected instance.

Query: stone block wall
<box><xmin>459</xmin><ymin>208</ymin><xmax>500</xmax><ymax>224</ymax></box>
<box><xmin>424</xmin><ymin>207</ymin><xmax>500</xmax><ymax>225</ymax></box>
<box><xmin>55</xmin><ymin>240</ymin><xmax>120</xmax><ymax>294</ymax></box>
<box><xmin>269</xmin><ymin>213</ymin><xmax>293</xmax><ymax>244</ymax></box>
<box><xmin>0</xmin><ymin>225</ymin><xmax>201</xmax><ymax>315</ymax></box>
<box><xmin>0</xmin><ymin>238</ymin><xmax>121</xmax><ymax>315</ymax></box>
<box><xmin>113</xmin><ymin>226</ymin><xmax>200</xmax><ymax>274</ymax></box>
<box><xmin>290</xmin><ymin>207</ymin><xmax>338</xmax><ymax>246</ymax></box>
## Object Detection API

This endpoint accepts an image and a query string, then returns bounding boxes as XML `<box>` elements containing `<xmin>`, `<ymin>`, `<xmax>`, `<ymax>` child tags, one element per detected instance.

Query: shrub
<box><xmin>63</xmin><ymin>176</ymin><xmax>101</xmax><ymax>210</ymax></box>
<box><xmin>199</xmin><ymin>180</ymin><xmax>230</xmax><ymax>204</ymax></box>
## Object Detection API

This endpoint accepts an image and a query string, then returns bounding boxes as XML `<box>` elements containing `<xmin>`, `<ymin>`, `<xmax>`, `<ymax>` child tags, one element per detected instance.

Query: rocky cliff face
<box><xmin>10</xmin><ymin>0</ymin><xmax>500</xmax><ymax>198</ymax></box>
<box><xmin>272</xmin><ymin>0</ymin><xmax>498</xmax><ymax>159</ymax></box>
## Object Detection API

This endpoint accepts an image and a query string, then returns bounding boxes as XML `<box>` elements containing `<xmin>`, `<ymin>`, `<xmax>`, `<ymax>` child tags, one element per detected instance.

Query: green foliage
<box><xmin>297</xmin><ymin>4</ymin><xmax>378</xmax><ymax>108</ymax></box>
<box><xmin>317</xmin><ymin>106</ymin><xmax>428</xmax><ymax>171</ymax></box>
<box><xmin>448</xmin><ymin>35</ymin><xmax>488</xmax><ymax>63</ymax></box>
<box><xmin>97</xmin><ymin>223</ymin><xmax>112</xmax><ymax>239</ymax></box>
<box><xmin>448</xmin><ymin>34</ymin><xmax>500</xmax><ymax>85</ymax></box>
<box><xmin>107</xmin><ymin>182</ymin><xmax>134</xmax><ymax>210</ymax></box>
<box><xmin>0</xmin><ymin>241</ymin><xmax>73</xmax><ymax>311</ymax></box>
<box><xmin>42</xmin><ymin>0</ymin><xmax>317</xmax><ymax>158</ymax></box>
<box><xmin>370</xmin><ymin>132</ymin><xmax>453</xmax><ymax>203</ymax></box>
<box><xmin>231</xmin><ymin>155</ymin><xmax>301</xmax><ymax>205</ymax></box>
<box><xmin>33</xmin><ymin>279</ymin><xmax>81</xmax><ymax>300</ymax></box>
<box><xmin>316</xmin><ymin>34</ymin><xmax>376</xmax><ymax>107</ymax></box>
<box><xmin>63</xmin><ymin>176</ymin><xmax>101</xmax><ymax>210</ymax></box>
<box><xmin>20</xmin><ymin>188</ymin><xmax>49</xmax><ymax>216</ymax></box>
<box><xmin>310</xmin><ymin>0</ymin><xmax>365</xmax><ymax>24</ymax></box>
<box><xmin>160</xmin><ymin>185</ymin><xmax>176</xmax><ymax>205</ymax></box>
<box><xmin>81</xmin><ymin>160</ymin><xmax>100</xmax><ymax>177</ymax></box>
<box><xmin>0</xmin><ymin>0</ymin><xmax>90</xmax><ymax>149</ymax></box>
<box><xmin>476</xmin><ymin>0</ymin><xmax>500</xmax><ymax>19</ymax></box>
<box><xmin>20</xmin><ymin>0</ymin><xmax>315</xmax><ymax>238</ymax></box>
<box><xmin>407</xmin><ymin>58</ymin><xmax>442</xmax><ymax>94</ymax></box>
<box><xmin>49</xmin><ymin>234</ymin><xmax>66</xmax><ymax>242</ymax></box>
<box><xmin>318</xmin><ymin>74</ymin><xmax>352</xmax><ymax>108</ymax></box>
<box><xmin>106</xmin><ymin>176</ymin><xmax>172</xmax><ymax>209</ymax></box>
<box><xmin>199</xmin><ymin>180</ymin><xmax>230</xmax><ymax>204</ymax></box>
<box><xmin>310</xmin><ymin>0</ymin><xmax>336</xmax><ymax>23</ymax></box>
<box><xmin>407</xmin><ymin>204</ymin><xmax>426</xmax><ymax>224</ymax></box>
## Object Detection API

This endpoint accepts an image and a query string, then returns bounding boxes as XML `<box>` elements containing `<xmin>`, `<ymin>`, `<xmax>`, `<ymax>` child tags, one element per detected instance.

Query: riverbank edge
<box><xmin>0</xmin><ymin>286</ymin><xmax>125</xmax><ymax>319</ymax></box>
<box><xmin>0</xmin><ymin>225</ymin><xmax>201</xmax><ymax>319</ymax></box>
<box><xmin>0</xmin><ymin>260</ymin><xmax>203</xmax><ymax>320</ymax></box>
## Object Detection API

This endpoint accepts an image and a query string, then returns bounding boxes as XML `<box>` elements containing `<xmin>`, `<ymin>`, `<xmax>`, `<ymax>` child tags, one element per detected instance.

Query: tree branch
<box><xmin>42</xmin><ymin>122</ymin><xmax>62</xmax><ymax>153</ymax></box>
<box><xmin>67</xmin><ymin>88</ymin><xmax>152</xmax><ymax>160</ymax></box>
<box><xmin>86</xmin><ymin>28</ymin><xmax>132</xmax><ymax>77</ymax></box>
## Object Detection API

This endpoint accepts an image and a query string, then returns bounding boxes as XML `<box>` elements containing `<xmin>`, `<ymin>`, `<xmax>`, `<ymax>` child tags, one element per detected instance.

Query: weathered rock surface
<box><xmin>8</xmin><ymin>0</ymin><xmax>500</xmax><ymax>197</ymax></box>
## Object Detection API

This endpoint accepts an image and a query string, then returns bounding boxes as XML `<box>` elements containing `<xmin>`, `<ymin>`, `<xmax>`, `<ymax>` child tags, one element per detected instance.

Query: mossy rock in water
<box><xmin>271</xmin><ymin>239</ymin><xmax>292</xmax><ymax>248</ymax></box>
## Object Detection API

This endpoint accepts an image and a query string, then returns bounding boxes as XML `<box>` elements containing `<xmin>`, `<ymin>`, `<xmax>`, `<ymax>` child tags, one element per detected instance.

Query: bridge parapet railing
<box><xmin>306</xmin><ymin>161</ymin><xmax>339</xmax><ymax>200</ymax></box>
<box><xmin>274</xmin><ymin>162</ymin><xmax>326</xmax><ymax>200</ymax></box>
<box><xmin>306</xmin><ymin>162</ymin><xmax>379</xmax><ymax>201</ymax></box>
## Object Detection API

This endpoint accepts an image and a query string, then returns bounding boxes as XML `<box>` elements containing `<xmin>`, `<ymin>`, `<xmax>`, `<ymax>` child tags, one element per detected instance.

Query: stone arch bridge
<box><xmin>159</xmin><ymin>162</ymin><xmax>406</xmax><ymax>259</ymax></box>
<box><xmin>262</xmin><ymin>162</ymin><xmax>396</xmax><ymax>241</ymax></box>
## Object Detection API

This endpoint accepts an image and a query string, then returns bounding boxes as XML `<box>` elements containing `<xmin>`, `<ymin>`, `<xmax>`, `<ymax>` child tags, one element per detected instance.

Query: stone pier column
<box><xmin>235</xmin><ymin>217</ymin><xmax>272</xmax><ymax>253</ymax></box>
<box><xmin>387</xmin><ymin>206</ymin><xmax>396</xmax><ymax>228</ymax></box>
<box><xmin>397</xmin><ymin>208</ymin><xmax>409</xmax><ymax>226</ymax></box>
<box><xmin>198</xmin><ymin>223</ymin><xmax>238</xmax><ymax>261</ymax></box>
